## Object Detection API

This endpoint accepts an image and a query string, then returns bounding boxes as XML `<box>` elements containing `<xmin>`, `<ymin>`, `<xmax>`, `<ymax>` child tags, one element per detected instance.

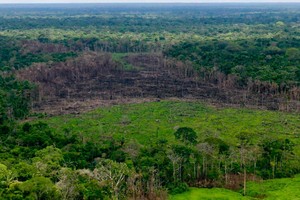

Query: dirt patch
<box><xmin>31</xmin><ymin>97</ymin><xmax>160</xmax><ymax>116</ymax></box>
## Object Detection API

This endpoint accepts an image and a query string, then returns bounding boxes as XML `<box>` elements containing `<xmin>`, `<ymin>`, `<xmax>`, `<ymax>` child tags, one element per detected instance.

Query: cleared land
<box><xmin>40</xmin><ymin>100</ymin><xmax>300</xmax><ymax>154</ymax></box>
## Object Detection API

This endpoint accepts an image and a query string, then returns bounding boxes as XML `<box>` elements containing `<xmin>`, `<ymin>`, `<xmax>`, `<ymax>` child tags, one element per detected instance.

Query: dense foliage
<box><xmin>165</xmin><ymin>38</ymin><xmax>300</xmax><ymax>85</ymax></box>
<box><xmin>0</xmin><ymin>75</ymin><xmax>33</xmax><ymax>123</ymax></box>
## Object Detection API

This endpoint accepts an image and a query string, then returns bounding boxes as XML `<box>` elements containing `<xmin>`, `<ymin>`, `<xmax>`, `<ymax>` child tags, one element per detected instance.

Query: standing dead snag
<box><xmin>94</xmin><ymin>159</ymin><xmax>131</xmax><ymax>200</ymax></box>
<box><xmin>236</xmin><ymin>132</ymin><xmax>259</xmax><ymax>196</ymax></box>
<box><xmin>167</xmin><ymin>149</ymin><xmax>182</xmax><ymax>182</ymax></box>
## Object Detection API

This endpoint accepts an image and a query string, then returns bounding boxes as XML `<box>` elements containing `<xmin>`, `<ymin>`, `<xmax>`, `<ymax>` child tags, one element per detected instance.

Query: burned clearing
<box><xmin>17</xmin><ymin>52</ymin><xmax>300</xmax><ymax>115</ymax></box>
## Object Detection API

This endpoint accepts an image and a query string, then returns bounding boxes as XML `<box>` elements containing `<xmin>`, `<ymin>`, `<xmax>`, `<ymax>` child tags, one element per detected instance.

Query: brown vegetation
<box><xmin>17</xmin><ymin>52</ymin><xmax>300</xmax><ymax>115</ymax></box>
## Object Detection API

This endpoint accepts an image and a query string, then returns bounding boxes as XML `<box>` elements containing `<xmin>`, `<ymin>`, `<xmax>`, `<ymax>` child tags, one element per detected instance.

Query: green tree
<box><xmin>174</xmin><ymin>127</ymin><xmax>198</xmax><ymax>145</ymax></box>
<box><xmin>32</xmin><ymin>146</ymin><xmax>64</xmax><ymax>177</ymax></box>
<box><xmin>0</xmin><ymin>163</ymin><xmax>15</xmax><ymax>187</ymax></box>
<box><xmin>286</xmin><ymin>48</ymin><xmax>300</xmax><ymax>61</ymax></box>
<box><xmin>19</xmin><ymin>177</ymin><xmax>60</xmax><ymax>200</ymax></box>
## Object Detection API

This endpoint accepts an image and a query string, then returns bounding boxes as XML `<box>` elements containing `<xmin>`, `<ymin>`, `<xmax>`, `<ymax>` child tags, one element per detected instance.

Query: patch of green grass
<box><xmin>170</xmin><ymin>175</ymin><xmax>300</xmax><ymax>200</ymax></box>
<box><xmin>169</xmin><ymin>188</ymin><xmax>251</xmax><ymax>200</ymax></box>
<box><xmin>112</xmin><ymin>53</ymin><xmax>136</xmax><ymax>71</ymax></box>
<box><xmin>246</xmin><ymin>174</ymin><xmax>300</xmax><ymax>199</ymax></box>
<box><xmin>39</xmin><ymin>100</ymin><xmax>300</xmax><ymax>151</ymax></box>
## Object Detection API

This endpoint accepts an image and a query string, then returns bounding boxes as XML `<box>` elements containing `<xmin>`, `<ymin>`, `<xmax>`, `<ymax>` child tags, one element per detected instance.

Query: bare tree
<box><xmin>80</xmin><ymin>159</ymin><xmax>131</xmax><ymax>200</ymax></box>
<box><xmin>56</xmin><ymin>168</ymin><xmax>80</xmax><ymax>200</ymax></box>
<box><xmin>167</xmin><ymin>149</ymin><xmax>182</xmax><ymax>182</ymax></box>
